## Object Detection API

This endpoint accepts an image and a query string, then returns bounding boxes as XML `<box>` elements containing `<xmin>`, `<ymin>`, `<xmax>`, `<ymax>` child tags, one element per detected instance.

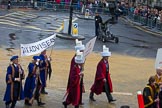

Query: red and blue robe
<box><xmin>3</xmin><ymin>64</ymin><xmax>24</xmax><ymax>102</ymax></box>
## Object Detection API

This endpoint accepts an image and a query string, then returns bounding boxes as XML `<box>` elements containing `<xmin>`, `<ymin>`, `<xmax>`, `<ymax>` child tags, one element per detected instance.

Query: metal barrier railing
<box><xmin>0</xmin><ymin>1</ymin><xmax>110</xmax><ymax>14</ymax></box>
<box><xmin>128</xmin><ymin>11</ymin><xmax>162</xmax><ymax>31</ymax></box>
<box><xmin>2</xmin><ymin>1</ymin><xmax>160</xmax><ymax>32</ymax></box>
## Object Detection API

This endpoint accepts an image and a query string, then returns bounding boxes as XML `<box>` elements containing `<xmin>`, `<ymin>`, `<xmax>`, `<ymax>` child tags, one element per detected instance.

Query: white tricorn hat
<box><xmin>100</xmin><ymin>45</ymin><xmax>111</xmax><ymax>57</ymax></box>
<box><xmin>75</xmin><ymin>50</ymin><xmax>85</xmax><ymax>64</ymax></box>
<box><xmin>75</xmin><ymin>39</ymin><xmax>85</xmax><ymax>51</ymax></box>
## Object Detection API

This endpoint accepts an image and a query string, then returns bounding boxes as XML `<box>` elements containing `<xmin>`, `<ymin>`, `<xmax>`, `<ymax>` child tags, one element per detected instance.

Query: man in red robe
<box><xmin>89</xmin><ymin>45</ymin><xmax>116</xmax><ymax>103</ymax></box>
<box><xmin>66</xmin><ymin>39</ymin><xmax>85</xmax><ymax>105</ymax></box>
<box><xmin>63</xmin><ymin>50</ymin><xmax>85</xmax><ymax>108</ymax></box>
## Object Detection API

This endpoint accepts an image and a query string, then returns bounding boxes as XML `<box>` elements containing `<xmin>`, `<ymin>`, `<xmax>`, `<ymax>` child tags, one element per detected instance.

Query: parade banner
<box><xmin>20</xmin><ymin>34</ymin><xmax>56</xmax><ymax>56</ymax></box>
<box><xmin>83</xmin><ymin>36</ymin><xmax>97</xmax><ymax>58</ymax></box>
<box><xmin>155</xmin><ymin>48</ymin><xmax>162</xmax><ymax>69</ymax></box>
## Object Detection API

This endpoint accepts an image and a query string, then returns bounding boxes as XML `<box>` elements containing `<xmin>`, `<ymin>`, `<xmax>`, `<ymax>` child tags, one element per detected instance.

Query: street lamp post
<box><xmin>146</xmin><ymin>0</ymin><xmax>149</xmax><ymax>26</ymax></box>
<box><xmin>68</xmin><ymin>0</ymin><xmax>73</xmax><ymax>35</ymax></box>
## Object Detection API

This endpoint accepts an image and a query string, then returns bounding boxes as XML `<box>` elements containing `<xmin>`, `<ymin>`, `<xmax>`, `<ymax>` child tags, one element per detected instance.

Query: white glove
<box><xmin>15</xmin><ymin>78</ymin><xmax>20</xmax><ymax>81</ymax></box>
<box><xmin>48</xmin><ymin>57</ymin><xmax>51</xmax><ymax>61</ymax></box>
<box><xmin>36</xmin><ymin>61</ymin><xmax>39</xmax><ymax>66</ymax></box>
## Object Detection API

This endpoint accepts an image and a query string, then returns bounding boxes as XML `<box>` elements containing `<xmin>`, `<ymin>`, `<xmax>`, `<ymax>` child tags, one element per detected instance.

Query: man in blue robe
<box><xmin>3</xmin><ymin>55</ymin><xmax>25</xmax><ymax>108</ymax></box>
<box><xmin>39</xmin><ymin>50</ymin><xmax>48</xmax><ymax>94</ymax></box>
<box><xmin>24</xmin><ymin>56</ymin><xmax>45</xmax><ymax>106</ymax></box>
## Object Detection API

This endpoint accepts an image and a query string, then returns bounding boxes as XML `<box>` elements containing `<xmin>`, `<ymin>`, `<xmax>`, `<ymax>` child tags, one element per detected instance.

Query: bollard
<box><xmin>72</xmin><ymin>23</ymin><xmax>78</xmax><ymax>37</ymax></box>
<box><xmin>63</xmin><ymin>19</ymin><xmax>69</xmax><ymax>34</ymax></box>
<box><xmin>137</xmin><ymin>91</ymin><xmax>144</xmax><ymax>108</ymax></box>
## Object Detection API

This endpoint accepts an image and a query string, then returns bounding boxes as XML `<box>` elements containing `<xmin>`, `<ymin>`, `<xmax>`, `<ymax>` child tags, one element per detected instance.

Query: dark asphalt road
<box><xmin>0</xmin><ymin>10</ymin><xmax>161</xmax><ymax>58</ymax></box>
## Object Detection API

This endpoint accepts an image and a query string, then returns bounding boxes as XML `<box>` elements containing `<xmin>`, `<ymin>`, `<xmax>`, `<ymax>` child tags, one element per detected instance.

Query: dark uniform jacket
<box><xmin>95</xmin><ymin>15</ymin><xmax>102</xmax><ymax>27</ymax></box>
<box><xmin>143</xmin><ymin>84</ymin><xmax>157</xmax><ymax>108</ymax></box>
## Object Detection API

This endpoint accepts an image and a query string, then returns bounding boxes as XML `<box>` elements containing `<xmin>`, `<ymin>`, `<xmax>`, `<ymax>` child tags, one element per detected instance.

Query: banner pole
<box><xmin>49</xmin><ymin>33</ymin><xmax>56</xmax><ymax>57</ymax></box>
<box><xmin>19</xmin><ymin>45</ymin><xmax>21</xmax><ymax>57</ymax></box>
<box><xmin>18</xmin><ymin>45</ymin><xmax>21</xmax><ymax>63</ymax></box>
<box><xmin>49</xmin><ymin>45</ymin><xmax>54</xmax><ymax>57</ymax></box>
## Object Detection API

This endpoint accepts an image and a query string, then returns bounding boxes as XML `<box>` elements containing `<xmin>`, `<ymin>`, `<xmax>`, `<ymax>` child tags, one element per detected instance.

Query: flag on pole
<box><xmin>155</xmin><ymin>48</ymin><xmax>162</xmax><ymax>69</ymax></box>
<box><xmin>83</xmin><ymin>36</ymin><xmax>97</xmax><ymax>58</ymax></box>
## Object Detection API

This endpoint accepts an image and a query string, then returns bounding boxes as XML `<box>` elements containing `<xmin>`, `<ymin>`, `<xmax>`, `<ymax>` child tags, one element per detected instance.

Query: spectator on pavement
<box><xmin>7</xmin><ymin>0</ymin><xmax>11</xmax><ymax>10</ymax></box>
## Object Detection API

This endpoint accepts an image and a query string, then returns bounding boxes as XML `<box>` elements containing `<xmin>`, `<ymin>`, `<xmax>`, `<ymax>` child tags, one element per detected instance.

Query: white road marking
<box><xmin>0</xmin><ymin>12</ymin><xmax>78</xmax><ymax>33</ymax></box>
<box><xmin>113</xmin><ymin>92</ymin><xmax>133</xmax><ymax>96</ymax></box>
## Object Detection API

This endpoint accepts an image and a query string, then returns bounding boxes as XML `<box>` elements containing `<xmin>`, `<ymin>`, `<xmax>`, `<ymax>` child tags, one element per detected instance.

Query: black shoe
<box><xmin>24</xmin><ymin>100</ymin><xmax>32</xmax><ymax>106</ymax></box>
<box><xmin>41</xmin><ymin>87</ymin><xmax>48</xmax><ymax>94</ymax></box>
<box><xmin>109</xmin><ymin>99</ymin><xmax>116</xmax><ymax>103</ymax></box>
<box><xmin>89</xmin><ymin>92</ymin><xmax>96</xmax><ymax>101</ymax></box>
<box><xmin>10</xmin><ymin>104</ymin><xmax>16</xmax><ymax>108</ymax></box>
<box><xmin>75</xmin><ymin>105</ymin><xmax>79</xmax><ymax>108</ymax></box>
<box><xmin>41</xmin><ymin>91</ymin><xmax>48</xmax><ymax>94</ymax></box>
<box><xmin>26</xmin><ymin>103</ymin><xmax>32</xmax><ymax>106</ymax></box>
<box><xmin>62</xmin><ymin>102</ymin><xmax>67</xmax><ymax>108</ymax></box>
<box><xmin>79</xmin><ymin>102</ymin><xmax>84</xmax><ymax>105</ymax></box>
<box><xmin>38</xmin><ymin>102</ymin><xmax>45</xmax><ymax>106</ymax></box>
<box><xmin>89</xmin><ymin>97</ymin><xmax>96</xmax><ymax>101</ymax></box>
<box><xmin>89</xmin><ymin>91</ymin><xmax>96</xmax><ymax>101</ymax></box>
<box><xmin>6</xmin><ymin>105</ymin><xmax>9</xmax><ymax>108</ymax></box>
<box><xmin>24</xmin><ymin>100</ymin><xmax>28</xmax><ymax>105</ymax></box>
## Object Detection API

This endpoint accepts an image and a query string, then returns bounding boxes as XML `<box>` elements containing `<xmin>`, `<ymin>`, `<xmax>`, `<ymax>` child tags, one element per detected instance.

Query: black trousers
<box><xmin>34</xmin><ymin>77</ymin><xmax>42</xmax><ymax>102</ymax></box>
<box><xmin>95</xmin><ymin>25</ymin><xmax>99</xmax><ymax>36</ymax></box>
<box><xmin>5</xmin><ymin>100</ymin><xmax>17</xmax><ymax>108</ymax></box>
<box><xmin>79</xmin><ymin>77</ymin><xmax>83</xmax><ymax>104</ymax></box>
<box><xmin>104</xmin><ymin>83</ymin><xmax>113</xmax><ymax>101</ymax></box>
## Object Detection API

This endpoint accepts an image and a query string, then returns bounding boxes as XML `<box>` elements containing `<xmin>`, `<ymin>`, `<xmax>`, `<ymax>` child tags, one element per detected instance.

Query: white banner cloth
<box><xmin>83</xmin><ymin>36</ymin><xmax>97</xmax><ymax>58</ymax></box>
<box><xmin>155</xmin><ymin>48</ymin><xmax>162</xmax><ymax>69</ymax></box>
<box><xmin>20</xmin><ymin>34</ymin><xmax>56</xmax><ymax>56</ymax></box>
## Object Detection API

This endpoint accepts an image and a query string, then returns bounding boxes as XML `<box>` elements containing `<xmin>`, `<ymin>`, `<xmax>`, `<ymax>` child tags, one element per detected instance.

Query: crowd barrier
<box><xmin>0</xmin><ymin>1</ymin><xmax>110</xmax><ymax>14</ymax></box>
<box><xmin>127</xmin><ymin>11</ymin><xmax>162</xmax><ymax>31</ymax></box>
<box><xmin>1</xmin><ymin>1</ymin><xmax>161</xmax><ymax>32</ymax></box>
